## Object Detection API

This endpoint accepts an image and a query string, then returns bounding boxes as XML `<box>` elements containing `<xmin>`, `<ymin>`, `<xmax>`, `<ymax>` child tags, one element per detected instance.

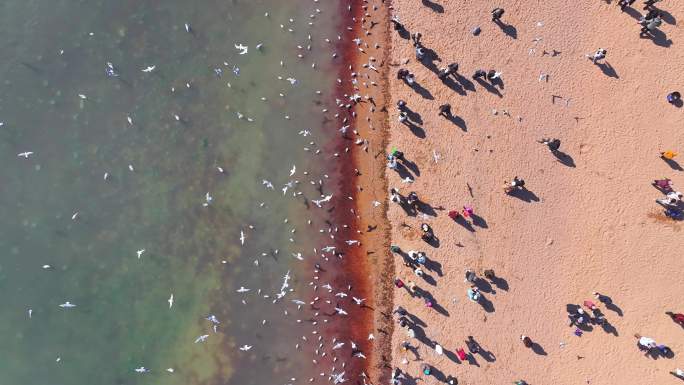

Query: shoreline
<box><xmin>328</xmin><ymin>0</ymin><xmax>393</xmax><ymax>384</ymax></box>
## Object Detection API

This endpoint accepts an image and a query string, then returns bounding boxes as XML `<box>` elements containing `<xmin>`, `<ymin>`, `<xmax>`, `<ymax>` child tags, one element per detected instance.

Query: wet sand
<box><xmin>385</xmin><ymin>1</ymin><xmax>684</xmax><ymax>384</ymax></box>
<box><xmin>334</xmin><ymin>0</ymin><xmax>394</xmax><ymax>383</ymax></box>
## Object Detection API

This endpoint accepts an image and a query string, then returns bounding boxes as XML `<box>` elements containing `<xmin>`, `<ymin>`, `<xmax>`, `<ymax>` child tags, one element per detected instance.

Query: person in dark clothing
<box><xmin>617</xmin><ymin>0</ymin><xmax>636</xmax><ymax>11</ymax></box>
<box><xmin>491</xmin><ymin>8</ymin><xmax>505</xmax><ymax>22</ymax></box>
<box><xmin>667</xmin><ymin>91</ymin><xmax>681</xmax><ymax>104</ymax></box>
<box><xmin>411</xmin><ymin>32</ymin><xmax>422</xmax><ymax>47</ymax></box>
<box><xmin>537</xmin><ymin>138</ymin><xmax>561</xmax><ymax>152</ymax></box>
<box><xmin>447</xmin><ymin>63</ymin><xmax>459</xmax><ymax>74</ymax></box>
<box><xmin>397</xmin><ymin>68</ymin><xmax>409</xmax><ymax>80</ymax></box>
<box><xmin>438</xmin><ymin>68</ymin><xmax>450</xmax><ymax>81</ymax></box>
<box><xmin>643</xmin><ymin>0</ymin><xmax>662</xmax><ymax>10</ymax></box>
<box><xmin>472</xmin><ymin>69</ymin><xmax>487</xmax><ymax>80</ymax></box>
<box><xmin>438</xmin><ymin>104</ymin><xmax>452</xmax><ymax>117</ymax></box>
<box><xmin>397</xmin><ymin>99</ymin><xmax>407</xmax><ymax>110</ymax></box>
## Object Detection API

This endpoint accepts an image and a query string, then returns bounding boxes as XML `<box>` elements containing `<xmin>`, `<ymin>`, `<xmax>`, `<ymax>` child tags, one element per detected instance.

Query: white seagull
<box><xmin>239</xmin><ymin>345</ymin><xmax>252</xmax><ymax>351</ymax></box>
<box><xmin>234</xmin><ymin>43</ymin><xmax>248</xmax><ymax>55</ymax></box>
<box><xmin>289</xmin><ymin>165</ymin><xmax>296</xmax><ymax>176</ymax></box>
<box><xmin>240</xmin><ymin>230</ymin><xmax>245</xmax><ymax>246</ymax></box>
<box><xmin>168</xmin><ymin>294</ymin><xmax>174</xmax><ymax>308</ymax></box>
<box><xmin>59</xmin><ymin>302</ymin><xmax>76</xmax><ymax>308</ymax></box>
<box><xmin>236</xmin><ymin>286</ymin><xmax>250</xmax><ymax>293</ymax></box>
<box><xmin>17</xmin><ymin>152</ymin><xmax>33</xmax><ymax>158</ymax></box>
<box><xmin>136</xmin><ymin>249</ymin><xmax>145</xmax><ymax>259</ymax></box>
<box><xmin>141</xmin><ymin>65</ymin><xmax>156</xmax><ymax>73</ymax></box>
<box><xmin>194</xmin><ymin>334</ymin><xmax>209</xmax><ymax>343</ymax></box>
<box><xmin>352</xmin><ymin>297</ymin><xmax>365</xmax><ymax>305</ymax></box>
<box><xmin>134</xmin><ymin>367</ymin><xmax>149</xmax><ymax>373</ymax></box>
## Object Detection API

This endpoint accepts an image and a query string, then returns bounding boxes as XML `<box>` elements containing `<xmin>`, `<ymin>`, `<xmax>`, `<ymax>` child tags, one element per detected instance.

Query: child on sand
<box><xmin>661</xmin><ymin>150</ymin><xmax>678</xmax><ymax>160</ymax></box>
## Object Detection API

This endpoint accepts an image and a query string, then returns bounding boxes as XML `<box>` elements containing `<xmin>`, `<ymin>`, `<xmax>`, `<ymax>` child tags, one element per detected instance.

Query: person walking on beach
<box><xmin>639</xmin><ymin>13</ymin><xmax>662</xmax><ymax>36</ymax></box>
<box><xmin>487</xmin><ymin>70</ymin><xmax>502</xmax><ymax>83</ymax></box>
<box><xmin>398</xmin><ymin>111</ymin><xmax>408</xmax><ymax>124</ymax></box>
<box><xmin>667</xmin><ymin>91</ymin><xmax>681</xmax><ymax>105</ymax></box>
<box><xmin>617</xmin><ymin>0</ymin><xmax>636</xmax><ymax>11</ymax></box>
<box><xmin>407</xmin><ymin>191</ymin><xmax>419</xmax><ymax>208</ymax></box>
<box><xmin>491</xmin><ymin>8</ymin><xmax>505</xmax><ymax>23</ymax></box>
<box><xmin>537</xmin><ymin>138</ymin><xmax>561</xmax><ymax>152</ymax></box>
<box><xmin>411</xmin><ymin>32</ymin><xmax>422</xmax><ymax>47</ymax></box>
<box><xmin>438</xmin><ymin>104</ymin><xmax>452</xmax><ymax>117</ymax></box>
<box><xmin>661</xmin><ymin>150</ymin><xmax>678</xmax><ymax>160</ymax></box>
<box><xmin>472</xmin><ymin>69</ymin><xmax>487</xmax><ymax>80</ymax></box>
<box><xmin>643</xmin><ymin>0</ymin><xmax>662</xmax><ymax>10</ymax></box>
<box><xmin>397</xmin><ymin>68</ymin><xmax>409</xmax><ymax>80</ymax></box>
<box><xmin>405</xmin><ymin>72</ymin><xmax>416</xmax><ymax>86</ymax></box>
<box><xmin>586</xmin><ymin>48</ymin><xmax>607</xmax><ymax>64</ymax></box>
<box><xmin>390</xmin><ymin>188</ymin><xmax>402</xmax><ymax>203</ymax></box>
<box><xmin>504</xmin><ymin>176</ymin><xmax>525</xmax><ymax>193</ymax></box>
<box><xmin>447</xmin><ymin>63</ymin><xmax>459</xmax><ymax>75</ymax></box>
<box><xmin>521</xmin><ymin>335</ymin><xmax>533</xmax><ymax>348</ymax></box>
<box><xmin>397</xmin><ymin>99</ymin><xmax>407</xmax><ymax>110</ymax></box>
<box><xmin>666</xmin><ymin>311</ymin><xmax>684</xmax><ymax>326</ymax></box>
<box><xmin>390</xmin><ymin>16</ymin><xmax>405</xmax><ymax>32</ymax></box>
<box><xmin>420</xmin><ymin>223</ymin><xmax>435</xmax><ymax>242</ymax></box>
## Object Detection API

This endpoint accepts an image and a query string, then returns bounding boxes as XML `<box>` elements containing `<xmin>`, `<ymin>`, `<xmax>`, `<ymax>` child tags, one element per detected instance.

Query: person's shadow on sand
<box><xmin>552</xmin><ymin>150</ymin><xmax>576</xmax><ymax>167</ymax></box>
<box><xmin>508</xmin><ymin>187</ymin><xmax>540</xmax><ymax>203</ymax></box>
<box><xmin>662</xmin><ymin>157</ymin><xmax>684</xmax><ymax>171</ymax></box>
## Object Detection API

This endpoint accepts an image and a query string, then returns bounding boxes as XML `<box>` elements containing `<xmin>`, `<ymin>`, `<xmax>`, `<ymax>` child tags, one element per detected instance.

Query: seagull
<box><xmin>136</xmin><ymin>249</ymin><xmax>145</xmax><ymax>259</ymax></box>
<box><xmin>78</xmin><ymin>94</ymin><xmax>87</xmax><ymax>100</ymax></box>
<box><xmin>289</xmin><ymin>165</ymin><xmax>296</xmax><ymax>176</ymax></box>
<box><xmin>240</xmin><ymin>231</ymin><xmax>245</xmax><ymax>246</ymax></box>
<box><xmin>322</xmin><ymin>246</ymin><xmax>336</xmax><ymax>253</ymax></box>
<box><xmin>168</xmin><ymin>294</ymin><xmax>174</xmax><ymax>308</ymax></box>
<box><xmin>206</xmin><ymin>314</ymin><xmax>220</xmax><ymax>324</ymax></box>
<box><xmin>335</xmin><ymin>306</ymin><xmax>348</xmax><ymax>316</ymax></box>
<box><xmin>184</xmin><ymin>23</ymin><xmax>191</xmax><ymax>33</ymax></box>
<box><xmin>234</xmin><ymin>43</ymin><xmax>248</xmax><ymax>55</ymax></box>
<box><xmin>332</xmin><ymin>342</ymin><xmax>345</xmax><ymax>350</ymax></box>
<box><xmin>239</xmin><ymin>345</ymin><xmax>252</xmax><ymax>351</ymax></box>
<box><xmin>331</xmin><ymin>372</ymin><xmax>346</xmax><ymax>385</ymax></box>
<box><xmin>352</xmin><ymin>297</ymin><xmax>365</xmax><ymax>305</ymax></box>
<box><xmin>17</xmin><ymin>152</ymin><xmax>33</xmax><ymax>158</ymax></box>
<box><xmin>203</xmin><ymin>192</ymin><xmax>213</xmax><ymax>207</ymax></box>
<box><xmin>127</xmin><ymin>115</ymin><xmax>133</xmax><ymax>125</ymax></box>
<box><xmin>286</xmin><ymin>77</ymin><xmax>298</xmax><ymax>85</ymax></box>
<box><xmin>42</xmin><ymin>264</ymin><xmax>51</xmax><ymax>269</ymax></box>
<box><xmin>353</xmin><ymin>352</ymin><xmax>367</xmax><ymax>359</ymax></box>
<box><xmin>141</xmin><ymin>65</ymin><xmax>156</xmax><ymax>73</ymax></box>
<box><xmin>368</xmin><ymin>333</ymin><xmax>375</xmax><ymax>340</ymax></box>
<box><xmin>194</xmin><ymin>334</ymin><xmax>209</xmax><ymax>343</ymax></box>
<box><xmin>71</xmin><ymin>212</ymin><xmax>79</xmax><ymax>220</ymax></box>
<box><xmin>166</xmin><ymin>368</ymin><xmax>175</xmax><ymax>373</ymax></box>
<box><xmin>59</xmin><ymin>302</ymin><xmax>76</xmax><ymax>308</ymax></box>
<box><xmin>134</xmin><ymin>367</ymin><xmax>149</xmax><ymax>373</ymax></box>
<box><xmin>262</xmin><ymin>180</ymin><xmax>274</xmax><ymax>189</ymax></box>
<box><xmin>28</xmin><ymin>309</ymin><xmax>33</xmax><ymax>319</ymax></box>
<box><xmin>236</xmin><ymin>286</ymin><xmax>250</xmax><ymax>293</ymax></box>
<box><xmin>291</xmin><ymin>299</ymin><xmax>306</xmax><ymax>305</ymax></box>
<box><xmin>335</xmin><ymin>292</ymin><xmax>348</xmax><ymax>298</ymax></box>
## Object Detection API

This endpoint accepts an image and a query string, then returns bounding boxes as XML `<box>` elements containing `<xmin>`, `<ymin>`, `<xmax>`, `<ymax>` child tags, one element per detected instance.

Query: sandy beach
<box><xmin>382</xmin><ymin>0</ymin><xmax>684</xmax><ymax>384</ymax></box>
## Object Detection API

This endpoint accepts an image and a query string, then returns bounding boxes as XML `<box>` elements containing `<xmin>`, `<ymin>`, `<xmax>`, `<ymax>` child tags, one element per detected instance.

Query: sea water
<box><xmin>0</xmin><ymin>1</ymin><xmax>351</xmax><ymax>384</ymax></box>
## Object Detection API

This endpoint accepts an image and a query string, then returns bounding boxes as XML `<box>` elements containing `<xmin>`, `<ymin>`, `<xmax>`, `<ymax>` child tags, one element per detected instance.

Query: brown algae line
<box><xmin>329</xmin><ymin>0</ymin><xmax>395</xmax><ymax>384</ymax></box>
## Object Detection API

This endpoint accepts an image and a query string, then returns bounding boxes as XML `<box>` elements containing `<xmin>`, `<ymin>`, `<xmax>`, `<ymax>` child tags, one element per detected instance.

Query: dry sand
<box><xmin>385</xmin><ymin>0</ymin><xmax>684</xmax><ymax>384</ymax></box>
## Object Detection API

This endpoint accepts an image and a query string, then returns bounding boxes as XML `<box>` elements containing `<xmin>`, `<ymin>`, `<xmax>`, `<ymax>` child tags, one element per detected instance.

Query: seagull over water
<box><xmin>194</xmin><ymin>334</ymin><xmax>209</xmax><ymax>343</ymax></box>
<box><xmin>234</xmin><ymin>43</ymin><xmax>248</xmax><ymax>55</ymax></box>
<box><xmin>236</xmin><ymin>286</ymin><xmax>250</xmax><ymax>293</ymax></box>
<box><xmin>168</xmin><ymin>294</ymin><xmax>174</xmax><ymax>308</ymax></box>
<box><xmin>240</xmin><ymin>230</ymin><xmax>245</xmax><ymax>246</ymax></box>
<box><xmin>59</xmin><ymin>302</ymin><xmax>76</xmax><ymax>308</ymax></box>
<box><xmin>134</xmin><ymin>367</ymin><xmax>149</xmax><ymax>373</ymax></box>
<box><xmin>17</xmin><ymin>152</ymin><xmax>33</xmax><ymax>158</ymax></box>
<box><xmin>141</xmin><ymin>65</ymin><xmax>156</xmax><ymax>73</ymax></box>
<box><xmin>239</xmin><ymin>345</ymin><xmax>252</xmax><ymax>351</ymax></box>
<box><xmin>136</xmin><ymin>249</ymin><xmax>145</xmax><ymax>259</ymax></box>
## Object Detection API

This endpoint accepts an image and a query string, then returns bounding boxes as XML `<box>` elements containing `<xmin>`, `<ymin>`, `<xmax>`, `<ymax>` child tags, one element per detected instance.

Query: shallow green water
<box><xmin>0</xmin><ymin>1</ymin><xmax>346</xmax><ymax>384</ymax></box>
